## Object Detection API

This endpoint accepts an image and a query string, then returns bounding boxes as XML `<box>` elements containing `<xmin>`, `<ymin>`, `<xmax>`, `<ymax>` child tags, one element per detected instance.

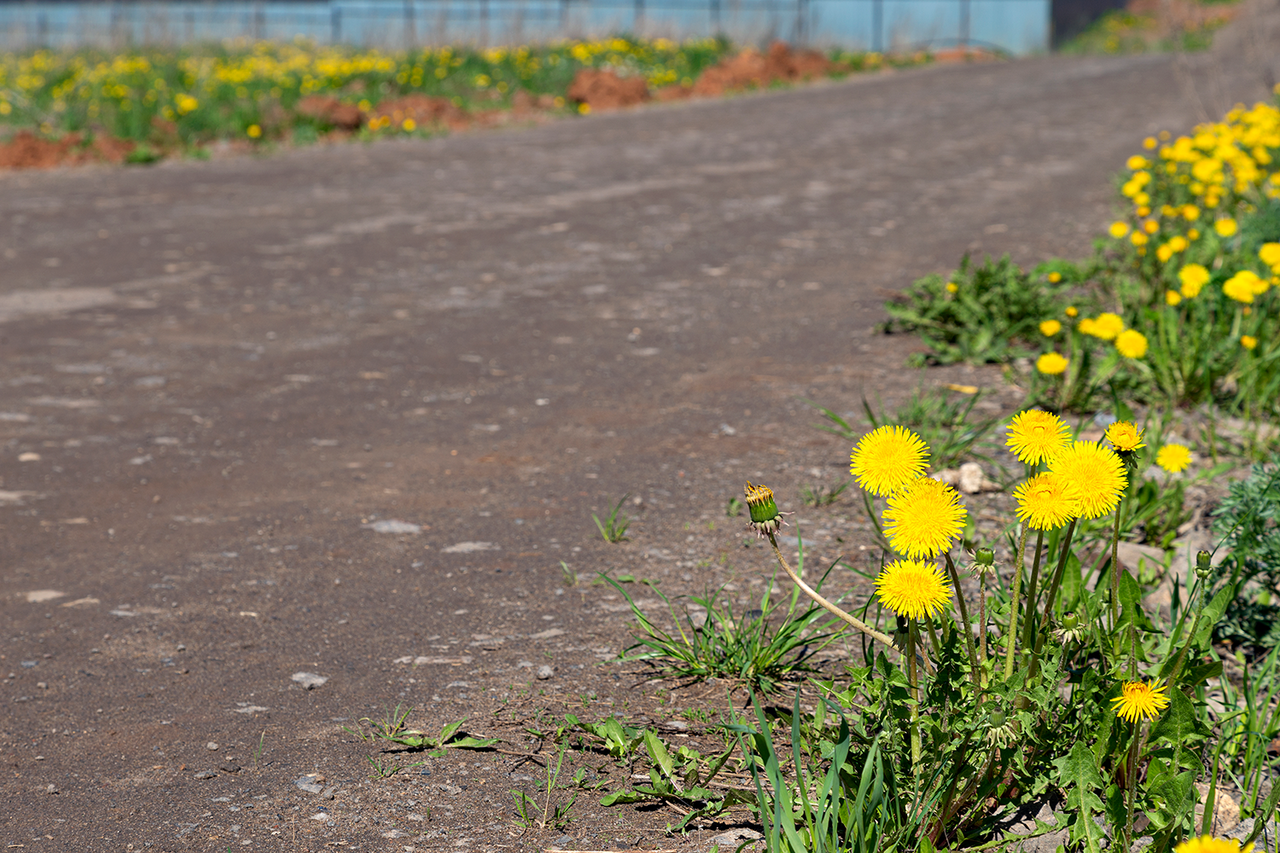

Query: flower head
<box><xmin>1087</xmin><ymin>313</ymin><xmax>1125</xmax><ymax>341</ymax></box>
<box><xmin>1174</xmin><ymin>836</ymin><xmax>1254</xmax><ymax>853</ymax></box>
<box><xmin>1048</xmin><ymin>442</ymin><xmax>1128</xmax><ymax>519</ymax></box>
<box><xmin>1036</xmin><ymin>352</ymin><xmax>1069</xmax><ymax>375</ymax></box>
<box><xmin>882</xmin><ymin>477</ymin><xmax>967</xmax><ymax>559</ymax></box>
<box><xmin>1040</xmin><ymin>319</ymin><xmax>1062</xmax><ymax>337</ymax></box>
<box><xmin>1006</xmin><ymin>410</ymin><xmax>1071</xmax><ymax>465</ymax></box>
<box><xmin>1260</xmin><ymin>242</ymin><xmax>1280</xmax><ymax>269</ymax></box>
<box><xmin>1066</xmin><ymin>306</ymin><xmax>1079</xmax><ymax>318</ymax></box>
<box><xmin>1179</xmin><ymin>264</ymin><xmax>1210</xmax><ymax>298</ymax></box>
<box><xmin>874</xmin><ymin>558</ymin><xmax>952</xmax><ymax>620</ymax></box>
<box><xmin>1166</xmin><ymin>289</ymin><xmax>1182</xmax><ymax>306</ymax></box>
<box><xmin>1013</xmin><ymin>473</ymin><xmax>1080</xmax><ymax>530</ymax></box>
<box><xmin>1109</xmin><ymin>221</ymin><xmax>1130</xmax><ymax>239</ymax></box>
<box><xmin>743</xmin><ymin>482</ymin><xmax>792</xmax><ymax>539</ymax></box>
<box><xmin>1156</xmin><ymin>444</ymin><xmax>1193</xmax><ymax>474</ymax></box>
<box><xmin>849</xmin><ymin>426</ymin><xmax>930</xmax><ymax>497</ymax></box>
<box><xmin>1242</xmin><ymin>335</ymin><xmax>1258</xmax><ymax>351</ymax></box>
<box><xmin>1111</xmin><ymin>680</ymin><xmax>1170</xmax><ymax>723</ymax></box>
<box><xmin>1215</xmin><ymin>218</ymin><xmax>1238</xmax><ymax>238</ymax></box>
<box><xmin>1105</xmin><ymin>421</ymin><xmax>1145</xmax><ymax>453</ymax></box>
<box><xmin>1115</xmin><ymin>329</ymin><xmax>1148</xmax><ymax>359</ymax></box>
<box><xmin>1223</xmin><ymin>271</ymin><xmax>1261</xmax><ymax>304</ymax></box>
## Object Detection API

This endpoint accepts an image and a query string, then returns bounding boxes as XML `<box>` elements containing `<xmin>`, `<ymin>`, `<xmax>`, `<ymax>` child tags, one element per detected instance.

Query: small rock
<box><xmin>295</xmin><ymin>774</ymin><xmax>325</xmax><ymax>794</ymax></box>
<box><xmin>1195</xmin><ymin>782</ymin><xmax>1240</xmax><ymax>833</ymax></box>
<box><xmin>361</xmin><ymin>519</ymin><xmax>421</xmax><ymax>534</ymax></box>
<box><xmin>206</xmin><ymin>741</ymin><xmax>219</xmax><ymax>751</ymax></box>
<box><xmin>45</xmin><ymin>783</ymin><xmax>58</xmax><ymax>794</ymax></box>
<box><xmin>291</xmin><ymin>672</ymin><xmax>328</xmax><ymax>690</ymax></box>
<box><xmin>194</xmin><ymin>770</ymin><xmax>218</xmax><ymax>780</ymax></box>
<box><xmin>709</xmin><ymin>828</ymin><xmax>763</xmax><ymax>846</ymax></box>
<box><xmin>219</xmin><ymin>763</ymin><xmax>241</xmax><ymax>774</ymax></box>
<box><xmin>536</xmin><ymin>665</ymin><xmax>555</xmax><ymax>680</ymax></box>
<box><xmin>553</xmin><ymin>834</ymin><xmax>573</xmax><ymax>847</ymax></box>
<box><xmin>321</xmin><ymin>786</ymin><xmax>337</xmax><ymax>800</ymax></box>
<box><xmin>382</xmin><ymin>829</ymin><xmax>409</xmax><ymax>838</ymax></box>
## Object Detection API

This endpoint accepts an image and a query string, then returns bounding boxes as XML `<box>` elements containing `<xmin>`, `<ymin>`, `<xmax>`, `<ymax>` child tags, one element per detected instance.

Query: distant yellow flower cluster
<box><xmin>0</xmin><ymin>36</ymin><xmax>733</xmax><ymax>145</ymax></box>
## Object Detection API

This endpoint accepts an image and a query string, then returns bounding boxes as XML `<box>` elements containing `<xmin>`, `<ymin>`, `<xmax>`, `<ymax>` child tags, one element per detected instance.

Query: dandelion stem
<box><xmin>1109</xmin><ymin>489</ymin><xmax>1126</xmax><ymax>631</ymax></box>
<box><xmin>1020</xmin><ymin>529</ymin><xmax>1046</xmax><ymax>651</ymax></box>
<box><xmin>766</xmin><ymin>533</ymin><xmax>899</xmax><ymax>651</ymax></box>
<box><xmin>978</xmin><ymin>572</ymin><xmax>989</xmax><ymax>686</ymax></box>
<box><xmin>1034</xmin><ymin>518</ymin><xmax>1078</xmax><ymax>649</ymax></box>
<box><xmin>943</xmin><ymin>552</ymin><xmax>979</xmax><ymax>677</ymax></box>
<box><xmin>907</xmin><ymin>620</ymin><xmax>922</xmax><ymax>774</ymax></box>
<box><xmin>1003</xmin><ymin>524</ymin><xmax>1030</xmax><ymax>682</ymax></box>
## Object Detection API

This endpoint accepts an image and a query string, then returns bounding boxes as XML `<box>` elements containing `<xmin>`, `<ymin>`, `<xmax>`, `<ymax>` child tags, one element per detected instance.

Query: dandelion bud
<box><xmin>1196</xmin><ymin>550</ymin><xmax>1212</xmax><ymax>579</ymax></box>
<box><xmin>1061</xmin><ymin>612</ymin><xmax>1079</xmax><ymax>631</ymax></box>
<box><xmin>743</xmin><ymin>482</ymin><xmax>791</xmax><ymax>539</ymax></box>
<box><xmin>988</xmin><ymin>710</ymin><xmax>1006</xmax><ymax>728</ymax></box>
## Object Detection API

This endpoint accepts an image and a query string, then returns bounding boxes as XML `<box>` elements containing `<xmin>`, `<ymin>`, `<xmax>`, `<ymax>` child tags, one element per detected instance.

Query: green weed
<box><xmin>593</xmin><ymin>494</ymin><xmax>632</xmax><ymax>543</ymax></box>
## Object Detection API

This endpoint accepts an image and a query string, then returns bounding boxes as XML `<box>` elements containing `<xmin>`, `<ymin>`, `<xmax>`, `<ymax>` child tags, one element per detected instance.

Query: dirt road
<box><xmin>1</xmin><ymin>40</ymin><xmax>1275</xmax><ymax>850</ymax></box>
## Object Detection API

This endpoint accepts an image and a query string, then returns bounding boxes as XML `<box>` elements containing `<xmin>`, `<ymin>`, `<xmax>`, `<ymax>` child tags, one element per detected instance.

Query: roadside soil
<box><xmin>2</xmin><ymin>12</ymin><xmax>1279</xmax><ymax>850</ymax></box>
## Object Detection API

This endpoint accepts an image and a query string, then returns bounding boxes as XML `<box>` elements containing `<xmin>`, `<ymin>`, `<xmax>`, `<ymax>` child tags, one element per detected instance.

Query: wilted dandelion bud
<box><xmin>743</xmin><ymin>482</ymin><xmax>792</xmax><ymax>539</ymax></box>
<box><xmin>1053</xmin><ymin>611</ymin><xmax>1087</xmax><ymax>644</ymax></box>
<box><xmin>985</xmin><ymin>708</ymin><xmax>1017</xmax><ymax>748</ymax></box>
<box><xmin>988</xmin><ymin>709</ymin><xmax>1006</xmax><ymax>728</ymax></box>
<box><xmin>1196</xmin><ymin>550</ymin><xmax>1212</xmax><ymax>580</ymax></box>
<box><xmin>969</xmin><ymin>547</ymin><xmax>996</xmax><ymax>578</ymax></box>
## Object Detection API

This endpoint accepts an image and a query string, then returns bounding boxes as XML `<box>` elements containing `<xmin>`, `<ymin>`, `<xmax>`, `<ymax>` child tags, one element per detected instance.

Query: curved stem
<box><xmin>908</xmin><ymin>621</ymin><xmax>922</xmax><ymax>776</ymax></box>
<box><xmin>943</xmin><ymin>552</ymin><xmax>979</xmax><ymax>677</ymax></box>
<box><xmin>766</xmin><ymin>533</ymin><xmax>900</xmax><ymax>651</ymax></box>
<box><xmin>1020</xmin><ymin>529</ymin><xmax>1046</xmax><ymax>651</ymax></box>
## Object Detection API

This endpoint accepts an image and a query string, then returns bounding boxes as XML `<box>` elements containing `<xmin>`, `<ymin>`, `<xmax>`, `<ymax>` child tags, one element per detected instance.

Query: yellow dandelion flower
<box><xmin>1105</xmin><ymin>421</ymin><xmax>1145</xmax><ymax>453</ymax></box>
<box><xmin>1215</xmin><ymin>218</ymin><xmax>1238</xmax><ymax>237</ymax></box>
<box><xmin>874</xmin><ymin>558</ymin><xmax>952</xmax><ymax>621</ymax></box>
<box><xmin>1036</xmin><ymin>352</ymin><xmax>1069</xmax><ymax>375</ymax></box>
<box><xmin>882</xmin><ymin>477</ymin><xmax>967</xmax><ymax>559</ymax></box>
<box><xmin>1223</xmin><ymin>271</ymin><xmax>1258</xmax><ymax>304</ymax></box>
<box><xmin>1040</xmin><ymin>319</ymin><xmax>1061</xmax><ymax>337</ymax></box>
<box><xmin>1048</xmin><ymin>442</ymin><xmax>1127</xmax><ymax>519</ymax></box>
<box><xmin>1179</xmin><ymin>264</ymin><xmax>1210</xmax><ymax>298</ymax></box>
<box><xmin>1006</xmin><ymin>409</ymin><xmax>1071</xmax><ymax>465</ymax></box>
<box><xmin>1111</xmin><ymin>680</ymin><xmax>1170</xmax><ymax>723</ymax></box>
<box><xmin>1115</xmin><ymin>329</ymin><xmax>1148</xmax><ymax>359</ymax></box>
<box><xmin>945</xmin><ymin>282</ymin><xmax>958</xmax><ymax>293</ymax></box>
<box><xmin>1048</xmin><ymin>271</ymin><xmax>1062</xmax><ymax>283</ymax></box>
<box><xmin>1109</xmin><ymin>221</ymin><xmax>1130</xmax><ymax>239</ymax></box>
<box><xmin>1166</xmin><ymin>289</ymin><xmax>1182</xmax><ymax>306</ymax></box>
<box><xmin>1260</xmin><ymin>242</ymin><xmax>1280</xmax><ymax>268</ymax></box>
<box><xmin>1065</xmin><ymin>306</ymin><xmax>1079</xmax><ymax>318</ymax></box>
<box><xmin>1242</xmin><ymin>335</ymin><xmax>1258</xmax><ymax>350</ymax></box>
<box><xmin>1173</xmin><ymin>836</ymin><xmax>1254</xmax><ymax>853</ymax></box>
<box><xmin>1156</xmin><ymin>444</ymin><xmax>1192</xmax><ymax>473</ymax></box>
<box><xmin>849</xmin><ymin>425</ymin><xmax>930</xmax><ymax>497</ymax></box>
<box><xmin>1091</xmin><ymin>313</ymin><xmax>1125</xmax><ymax>341</ymax></box>
<box><xmin>1013</xmin><ymin>473</ymin><xmax>1080</xmax><ymax>530</ymax></box>
<box><xmin>1181</xmin><ymin>204</ymin><xmax>1200</xmax><ymax>221</ymax></box>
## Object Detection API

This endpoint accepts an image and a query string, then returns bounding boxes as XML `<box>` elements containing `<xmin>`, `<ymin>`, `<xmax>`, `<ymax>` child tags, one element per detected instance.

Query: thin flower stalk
<box><xmin>1020</xmin><ymin>529</ymin><xmax>1047</xmax><ymax>651</ymax></box>
<box><xmin>1004</xmin><ymin>524</ymin><xmax>1031</xmax><ymax>681</ymax></box>
<box><xmin>943</xmin><ymin>552</ymin><xmax>979</xmax><ymax>676</ymax></box>
<box><xmin>907</xmin><ymin>621</ymin><xmax>922</xmax><ymax>773</ymax></box>
<box><xmin>1034</xmin><ymin>518</ymin><xmax>1079</xmax><ymax>650</ymax></box>
<box><xmin>765</xmin><ymin>533</ymin><xmax>900</xmax><ymax>651</ymax></box>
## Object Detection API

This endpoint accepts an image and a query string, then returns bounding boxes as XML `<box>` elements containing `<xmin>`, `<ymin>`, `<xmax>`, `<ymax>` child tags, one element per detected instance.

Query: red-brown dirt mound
<box><xmin>567</xmin><ymin>68</ymin><xmax>652</xmax><ymax>112</ymax></box>
<box><xmin>295</xmin><ymin>95</ymin><xmax>365</xmax><ymax>130</ymax></box>
<box><xmin>690</xmin><ymin>41</ymin><xmax>842</xmax><ymax>96</ymax></box>
<box><xmin>366</xmin><ymin>94</ymin><xmax>471</xmax><ymax>131</ymax></box>
<box><xmin>0</xmin><ymin>130</ymin><xmax>135</xmax><ymax>170</ymax></box>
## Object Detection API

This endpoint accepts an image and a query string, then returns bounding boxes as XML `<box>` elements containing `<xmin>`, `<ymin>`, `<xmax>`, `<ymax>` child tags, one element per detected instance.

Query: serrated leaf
<box><xmin>1060</xmin><ymin>741</ymin><xmax>1106</xmax><ymax>853</ymax></box>
<box><xmin>600</xmin><ymin>790</ymin><xmax>649</xmax><ymax>806</ymax></box>
<box><xmin>1179</xmin><ymin>659</ymin><xmax>1223</xmax><ymax>687</ymax></box>
<box><xmin>644</xmin><ymin>730</ymin><xmax>676</xmax><ymax>786</ymax></box>
<box><xmin>1195</xmin><ymin>587</ymin><xmax>1233</xmax><ymax>648</ymax></box>
<box><xmin>1149</xmin><ymin>687</ymin><xmax>1206</xmax><ymax>766</ymax></box>
<box><xmin>439</xmin><ymin>720</ymin><xmax>463</xmax><ymax>743</ymax></box>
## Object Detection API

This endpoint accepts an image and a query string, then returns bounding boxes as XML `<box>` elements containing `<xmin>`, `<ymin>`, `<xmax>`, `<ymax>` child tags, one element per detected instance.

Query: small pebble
<box><xmin>219</xmin><ymin>763</ymin><xmax>241</xmax><ymax>774</ymax></box>
<box><xmin>536</xmin><ymin>665</ymin><xmax>555</xmax><ymax>680</ymax></box>
<box><xmin>291</xmin><ymin>672</ymin><xmax>328</xmax><ymax>690</ymax></box>
<box><xmin>194</xmin><ymin>770</ymin><xmax>217</xmax><ymax>780</ymax></box>
<box><xmin>206</xmin><ymin>742</ymin><xmax>219</xmax><ymax>751</ymax></box>
<box><xmin>45</xmin><ymin>784</ymin><xmax>58</xmax><ymax>794</ymax></box>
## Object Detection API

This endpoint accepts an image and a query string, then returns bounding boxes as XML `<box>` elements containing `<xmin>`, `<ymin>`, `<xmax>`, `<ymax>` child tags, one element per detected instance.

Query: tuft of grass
<box><xmin>592</xmin><ymin>494</ymin><xmax>632</xmax><ymax>543</ymax></box>
<box><xmin>802</xmin><ymin>479</ymin><xmax>850</xmax><ymax>507</ymax></box>
<box><xmin>603</xmin><ymin>549</ymin><xmax>843</xmax><ymax>694</ymax></box>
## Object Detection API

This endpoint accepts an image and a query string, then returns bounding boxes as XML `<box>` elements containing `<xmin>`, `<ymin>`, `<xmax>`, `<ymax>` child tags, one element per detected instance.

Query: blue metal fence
<box><xmin>0</xmin><ymin>0</ymin><xmax>1050</xmax><ymax>54</ymax></box>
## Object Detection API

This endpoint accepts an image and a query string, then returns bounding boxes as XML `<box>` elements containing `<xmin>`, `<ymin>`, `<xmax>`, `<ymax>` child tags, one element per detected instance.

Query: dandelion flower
<box><xmin>1048</xmin><ymin>271</ymin><xmax>1062</xmax><ymax>283</ymax></box>
<box><xmin>1115</xmin><ymin>329</ymin><xmax>1148</xmax><ymax>359</ymax></box>
<box><xmin>1036</xmin><ymin>352</ymin><xmax>1069</xmax><ymax>375</ymax></box>
<box><xmin>1013</xmin><ymin>473</ymin><xmax>1080</xmax><ymax>530</ymax></box>
<box><xmin>874</xmin><ymin>558</ymin><xmax>952</xmax><ymax>620</ymax></box>
<box><xmin>1242</xmin><ymin>335</ymin><xmax>1258</xmax><ymax>350</ymax></box>
<box><xmin>1181</xmin><ymin>204</ymin><xmax>1200</xmax><ymax>221</ymax></box>
<box><xmin>1223</xmin><ymin>271</ymin><xmax>1258</xmax><ymax>304</ymax></box>
<box><xmin>1156</xmin><ymin>444</ymin><xmax>1192</xmax><ymax>473</ymax></box>
<box><xmin>1174</xmin><ymin>836</ymin><xmax>1254</xmax><ymax>853</ymax></box>
<box><xmin>1111</xmin><ymin>680</ymin><xmax>1170</xmax><ymax>723</ymax></box>
<box><xmin>1105</xmin><ymin>421</ymin><xmax>1145</xmax><ymax>453</ymax></box>
<box><xmin>1066</xmin><ymin>306</ymin><xmax>1079</xmax><ymax>318</ymax></box>
<box><xmin>1091</xmin><ymin>313</ymin><xmax>1126</xmax><ymax>341</ymax></box>
<box><xmin>1006</xmin><ymin>410</ymin><xmax>1071</xmax><ymax>465</ymax></box>
<box><xmin>850</xmin><ymin>426</ymin><xmax>929</xmax><ymax>497</ymax></box>
<box><xmin>1179</xmin><ymin>264</ymin><xmax>1210</xmax><ymax>298</ymax></box>
<box><xmin>1215</xmin><ymin>218</ymin><xmax>1238</xmax><ymax>238</ymax></box>
<box><xmin>1166</xmin><ymin>289</ymin><xmax>1182</xmax><ymax>306</ymax></box>
<box><xmin>1109</xmin><ymin>221</ymin><xmax>1130</xmax><ymax>239</ymax></box>
<box><xmin>945</xmin><ymin>282</ymin><xmax>958</xmax><ymax>293</ymax></box>
<box><xmin>1040</xmin><ymin>319</ymin><xmax>1061</xmax><ymax>336</ymax></box>
<box><xmin>883</xmin><ymin>477</ymin><xmax>967</xmax><ymax>559</ymax></box>
<box><xmin>1260</xmin><ymin>242</ymin><xmax>1280</xmax><ymax>268</ymax></box>
<box><xmin>1048</xmin><ymin>442</ymin><xmax>1127</xmax><ymax>519</ymax></box>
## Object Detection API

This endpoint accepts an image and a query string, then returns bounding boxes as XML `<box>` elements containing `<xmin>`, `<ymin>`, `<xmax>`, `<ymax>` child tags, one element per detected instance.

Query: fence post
<box><xmin>710</xmin><ymin>0</ymin><xmax>720</xmax><ymax>34</ymax></box>
<box><xmin>634</xmin><ymin>0</ymin><xmax>643</xmax><ymax>34</ymax></box>
<box><xmin>37</xmin><ymin>11</ymin><xmax>48</xmax><ymax>46</ymax></box>
<box><xmin>959</xmin><ymin>0</ymin><xmax>969</xmax><ymax>47</ymax></box>
<box><xmin>330</xmin><ymin>5</ymin><xmax>341</xmax><ymax>43</ymax></box>
<box><xmin>872</xmin><ymin>0</ymin><xmax>882</xmax><ymax>52</ymax></box>
<box><xmin>560</xmin><ymin>0</ymin><xmax>568</xmax><ymax>30</ymax></box>
<box><xmin>404</xmin><ymin>0</ymin><xmax>416</xmax><ymax>47</ymax></box>
<box><xmin>253</xmin><ymin>1</ymin><xmax>265</xmax><ymax>39</ymax></box>
<box><xmin>480</xmin><ymin>0</ymin><xmax>488</xmax><ymax>45</ymax></box>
